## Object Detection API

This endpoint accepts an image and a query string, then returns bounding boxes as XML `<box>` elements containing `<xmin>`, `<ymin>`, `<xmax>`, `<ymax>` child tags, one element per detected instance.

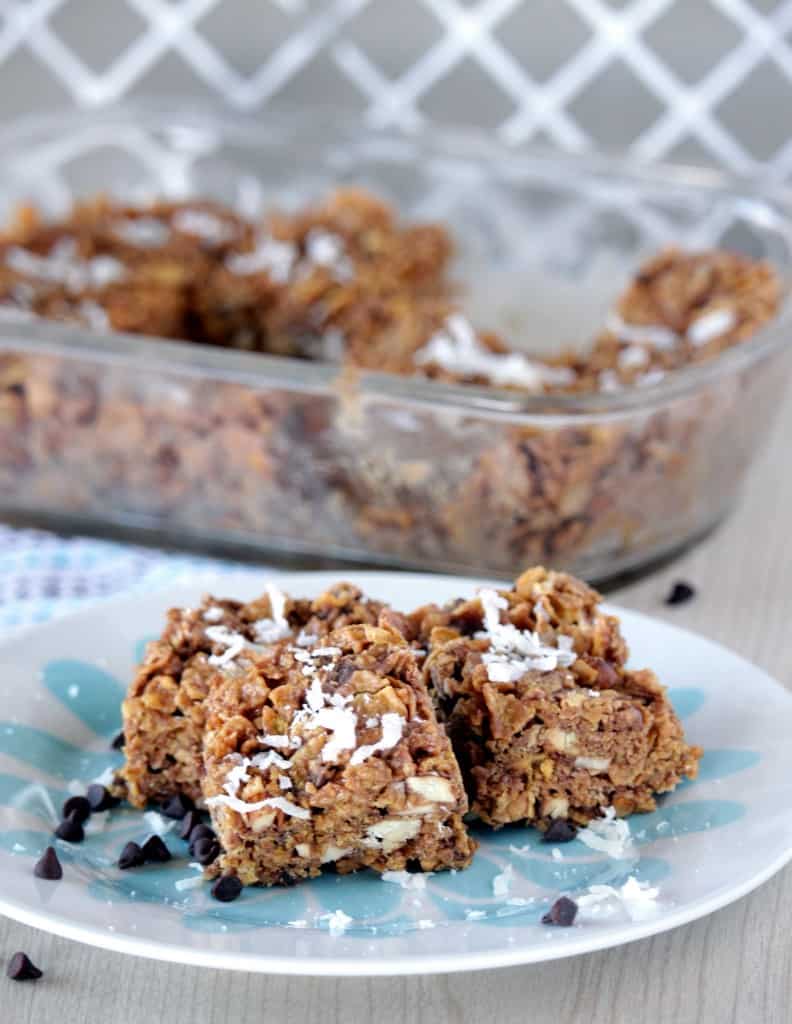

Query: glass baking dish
<box><xmin>0</xmin><ymin>102</ymin><xmax>790</xmax><ymax>581</ymax></box>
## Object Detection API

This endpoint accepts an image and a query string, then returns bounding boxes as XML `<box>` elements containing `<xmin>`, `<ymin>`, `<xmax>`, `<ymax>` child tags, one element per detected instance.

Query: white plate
<box><xmin>0</xmin><ymin>569</ymin><xmax>790</xmax><ymax>977</ymax></box>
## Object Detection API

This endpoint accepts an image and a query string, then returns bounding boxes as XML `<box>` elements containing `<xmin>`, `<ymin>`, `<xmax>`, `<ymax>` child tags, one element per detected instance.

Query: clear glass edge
<box><xmin>1</xmin><ymin>97</ymin><xmax>791</xmax><ymax>419</ymax></box>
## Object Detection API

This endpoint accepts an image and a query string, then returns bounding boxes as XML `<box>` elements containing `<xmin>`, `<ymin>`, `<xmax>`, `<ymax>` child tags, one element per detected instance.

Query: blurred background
<box><xmin>0</xmin><ymin>0</ymin><xmax>791</xmax><ymax>175</ymax></box>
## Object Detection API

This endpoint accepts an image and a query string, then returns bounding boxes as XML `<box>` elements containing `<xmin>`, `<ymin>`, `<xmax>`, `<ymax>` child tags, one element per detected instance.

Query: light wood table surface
<box><xmin>3</xmin><ymin>393</ymin><xmax>792</xmax><ymax>1024</ymax></box>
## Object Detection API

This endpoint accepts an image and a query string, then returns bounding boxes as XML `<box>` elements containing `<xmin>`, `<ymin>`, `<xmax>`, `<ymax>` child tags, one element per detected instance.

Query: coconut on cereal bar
<box><xmin>202</xmin><ymin>622</ymin><xmax>475</xmax><ymax>886</ymax></box>
<box><xmin>414</xmin><ymin>568</ymin><xmax>701</xmax><ymax>829</ymax></box>
<box><xmin>117</xmin><ymin>582</ymin><xmax>385</xmax><ymax>808</ymax></box>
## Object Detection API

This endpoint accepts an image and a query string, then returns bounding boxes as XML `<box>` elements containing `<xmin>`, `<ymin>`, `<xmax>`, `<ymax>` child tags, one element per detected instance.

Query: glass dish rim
<box><xmin>1</xmin><ymin>97</ymin><xmax>791</xmax><ymax>419</ymax></box>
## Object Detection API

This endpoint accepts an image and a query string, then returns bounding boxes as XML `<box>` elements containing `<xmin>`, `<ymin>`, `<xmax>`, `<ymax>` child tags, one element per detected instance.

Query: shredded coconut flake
<box><xmin>415</xmin><ymin>314</ymin><xmax>575</xmax><ymax>391</ymax></box>
<box><xmin>113</xmin><ymin>217</ymin><xmax>170</xmax><ymax>247</ymax></box>
<box><xmin>143</xmin><ymin>811</ymin><xmax>176</xmax><ymax>836</ymax></box>
<box><xmin>492</xmin><ymin>863</ymin><xmax>514</xmax><ymax>897</ymax></box>
<box><xmin>324</xmin><ymin>909</ymin><xmax>353</xmax><ymax>936</ymax></box>
<box><xmin>259</xmin><ymin>733</ymin><xmax>297</xmax><ymax>750</ymax></box>
<box><xmin>249</xmin><ymin>750</ymin><xmax>292</xmax><ymax>771</ymax></box>
<box><xmin>251</xmin><ymin>583</ymin><xmax>292</xmax><ymax>644</ymax></box>
<box><xmin>265</xmin><ymin>796</ymin><xmax>310</xmax><ymax>819</ymax></box>
<box><xmin>617</xmin><ymin>344</ymin><xmax>649</xmax><ymax>369</ymax></box>
<box><xmin>172</xmin><ymin>208</ymin><xmax>234</xmax><ymax>243</ymax></box>
<box><xmin>202</xmin><ymin>606</ymin><xmax>224</xmax><ymax>623</ymax></box>
<box><xmin>205</xmin><ymin>625</ymin><xmax>248</xmax><ymax>667</ymax></box>
<box><xmin>226</xmin><ymin>236</ymin><xmax>296</xmax><ymax>281</ymax></box>
<box><xmin>93</xmin><ymin>765</ymin><xmax>116</xmax><ymax>788</ymax></box>
<box><xmin>304</xmin><ymin>229</ymin><xmax>353</xmax><ymax>279</ymax></box>
<box><xmin>205</xmin><ymin>791</ymin><xmax>309</xmax><ymax>820</ymax></box>
<box><xmin>509</xmin><ymin>843</ymin><xmax>533</xmax><ymax>857</ymax></box>
<box><xmin>6</xmin><ymin>242</ymin><xmax>125</xmax><ymax>292</ymax></box>
<box><xmin>606</xmin><ymin>312</ymin><xmax>678</xmax><ymax>350</ymax></box>
<box><xmin>350</xmin><ymin>712</ymin><xmax>403</xmax><ymax>765</ymax></box>
<box><xmin>174</xmin><ymin>873</ymin><xmax>205</xmax><ymax>892</ymax></box>
<box><xmin>381</xmin><ymin>870</ymin><xmax>431</xmax><ymax>891</ymax></box>
<box><xmin>304</xmin><ymin>676</ymin><xmax>325</xmax><ymax>712</ymax></box>
<box><xmin>577</xmin><ymin>876</ymin><xmax>660</xmax><ymax>921</ymax></box>
<box><xmin>687</xmin><ymin>307</ymin><xmax>736</xmax><ymax>346</ymax></box>
<box><xmin>476</xmin><ymin>588</ymin><xmax>577</xmax><ymax>681</ymax></box>
<box><xmin>315</xmin><ymin>706</ymin><xmax>359</xmax><ymax>763</ymax></box>
<box><xmin>222</xmin><ymin>759</ymin><xmax>252</xmax><ymax>798</ymax></box>
<box><xmin>577</xmin><ymin>807</ymin><xmax>634</xmax><ymax>859</ymax></box>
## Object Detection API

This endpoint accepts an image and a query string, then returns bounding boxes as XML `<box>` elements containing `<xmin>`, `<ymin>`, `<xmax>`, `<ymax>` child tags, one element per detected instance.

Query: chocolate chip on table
<box><xmin>55</xmin><ymin>811</ymin><xmax>84</xmax><ymax>843</ymax></box>
<box><xmin>61</xmin><ymin>795</ymin><xmax>91</xmax><ymax>824</ymax></box>
<box><xmin>118</xmin><ymin>841</ymin><xmax>144</xmax><ymax>870</ymax></box>
<box><xmin>188</xmin><ymin>824</ymin><xmax>215</xmax><ymax>851</ymax></box>
<box><xmin>211</xmin><ymin>875</ymin><xmax>242</xmax><ymax>903</ymax></box>
<box><xmin>110</xmin><ymin>731</ymin><xmax>125</xmax><ymax>750</ymax></box>
<box><xmin>542</xmin><ymin>819</ymin><xmax>577</xmax><ymax>844</ymax></box>
<box><xmin>7</xmin><ymin>952</ymin><xmax>42</xmax><ymax>981</ymax></box>
<box><xmin>141</xmin><ymin>835</ymin><xmax>171</xmax><ymax>864</ymax></box>
<box><xmin>192</xmin><ymin>837</ymin><xmax>220</xmax><ymax>866</ymax></box>
<box><xmin>33</xmin><ymin>846</ymin><xmax>63</xmax><ymax>881</ymax></box>
<box><xmin>542</xmin><ymin>896</ymin><xmax>578</xmax><ymax>927</ymax></box>
<box><xmin>161</xmin><ymin>793</ymin><xmax>194</xmax><ymax>820</ymax></box>
<box><xmin>664</xmin><ymin>580</ymin><xmax>696</xmax><ymax>606</ymax></box>
<box><xmin>179</xmin><ymin>810</ymin><xmax>202</xmax><ymax>841</ymax></box>
<box><xmin>86</xmin><ymin>783</ymin><xmax>120</xmax><ymax>813</ymax></box>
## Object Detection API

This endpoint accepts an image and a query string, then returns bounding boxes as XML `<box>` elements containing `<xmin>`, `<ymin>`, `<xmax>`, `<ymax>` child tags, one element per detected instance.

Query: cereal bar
<box><xmin>118</xmin><ymin>582</ymin><xmax>384</xmax><ymax>807</ymax></box>
<box><xmin>202</xmin><ymin>622</ymin><xmax>475</xmax><ymax>886</ymax></box>
<box><xmin>416</xmin><ymin>568</ymin><xmax>701</xmax><ymax>828</ymax></box>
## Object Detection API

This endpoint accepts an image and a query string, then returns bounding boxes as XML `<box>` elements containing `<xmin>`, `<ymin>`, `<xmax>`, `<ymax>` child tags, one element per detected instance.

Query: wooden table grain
<box><xmin>3</xmin><ymin>397</ymin><xmax>792</xmax><ymax>1024</ymax></box>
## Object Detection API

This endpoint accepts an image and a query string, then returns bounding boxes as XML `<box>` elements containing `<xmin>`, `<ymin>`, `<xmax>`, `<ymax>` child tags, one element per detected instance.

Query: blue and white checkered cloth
<box><xmin>0</xmin><ymin>525</ymin><xmax>264</xmax><ymax>637</ymax></box>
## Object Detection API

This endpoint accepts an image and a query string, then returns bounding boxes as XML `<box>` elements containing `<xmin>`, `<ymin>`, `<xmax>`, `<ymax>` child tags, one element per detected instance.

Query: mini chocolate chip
<box><xmin>161</xmin><ymin>793</ymin><xmax>194</xmax><ymax>820</ymax></box>
<box><xmin>192</xmin><ymin>837</ymin><xmax>220</xmax><ymax>866</ymax></box>
<box><xmin>34</xmin><ymin>846</ymin><xmax>62</xmax><ymax>881</ymax></box>
<box><xmin>7</xmin><ymin>952</ymin><xmax>42</xmax><ymax>981</ymax></box>
<box><xmin>665</xmin><ymin>581</ymin><xmax>696</xmax><ymax>606</ymax></box>
<box><xmin>188</xmin><ymin>824</ymin><xmax>215</xmax><ymax>850</ymax></box>
<box><xmin>55</xmin><ymin>811</ymin><xmax>84</xmax><ymax>843</ymax></box>
<box><xmin>86</xmin><ymin>783</ymin><xmax>120</xmax><ymax>813</ymax></box>
<box><xmin>542</xmin><ymin>820</ymin><xmax>577</xmax><ymax>844</ymax></box>
<box><xmin>179</xmin><ymin>810</ymin><xmax>202</xmax><ymax>841</ymax></box>
<box><xmin>542</xmin><ymin>896</ymin><xmax>578</xmax><ymax>927</ymax></box>
<box><xmin>141</xmin><ymin>835</ymin><xmax>171</xmax><ymax>863</ymax></box>
<box><xmin>61</xmin><ymin>795</ymin><xmax>91</xmax><ymax>824</ymax></box>
<box><xmin>110</xmin><ymin>730</ymin><xmax>125</xmax><ymax>750</ymax></box>
<box><xmin>211</xmin><ymin>875</ymin><xmax>242</xmax><ymax>902</ymax></box>
<box><xmin>118</xmin><ymin>841</ymin><xmax>144</xmax><ymax>870</ymax></box>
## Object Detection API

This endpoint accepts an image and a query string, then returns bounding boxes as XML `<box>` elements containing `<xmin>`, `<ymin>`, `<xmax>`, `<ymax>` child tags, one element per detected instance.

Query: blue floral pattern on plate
<box><xmin>0</xmin><ymin>648</ymin><xmax>757</xmax><ymax>939</ymax></box>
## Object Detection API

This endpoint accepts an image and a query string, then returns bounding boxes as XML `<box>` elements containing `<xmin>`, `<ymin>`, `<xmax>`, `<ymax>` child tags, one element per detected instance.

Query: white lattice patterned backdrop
<box><xmin>0</xmin><ymin>0</ymin><xmax>791</xmax><ymax>175</ymax></box>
